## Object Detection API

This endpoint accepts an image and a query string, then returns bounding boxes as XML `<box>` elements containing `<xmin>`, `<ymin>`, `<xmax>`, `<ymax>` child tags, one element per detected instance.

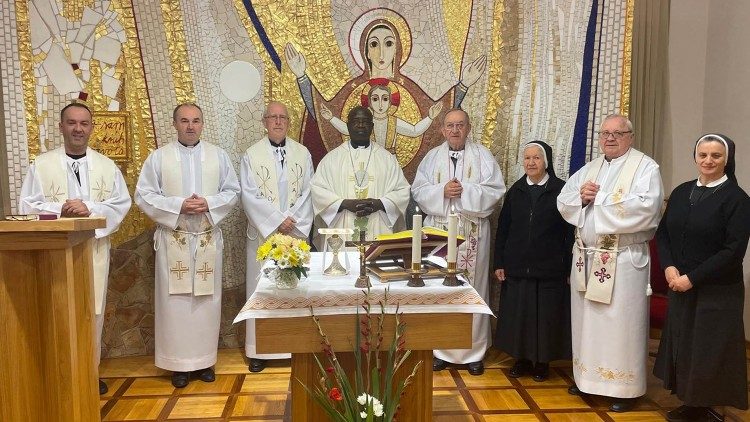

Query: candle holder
<box><xmin>406</xmin><ymin>262</ymin><xmax>428</xmax><ymax>287</ymax></box>
<box><xmin>440</xmin><ymin>261</ymin><xmax>463</xmax><ymax>287</ymax></box>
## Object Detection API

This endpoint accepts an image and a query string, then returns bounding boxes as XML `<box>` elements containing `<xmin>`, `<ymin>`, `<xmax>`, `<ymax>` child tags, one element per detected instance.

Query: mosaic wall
<box><xmin>1</xmin><ymin>0</ymin><xmax>632</xmax><ymax>358</ymax></box>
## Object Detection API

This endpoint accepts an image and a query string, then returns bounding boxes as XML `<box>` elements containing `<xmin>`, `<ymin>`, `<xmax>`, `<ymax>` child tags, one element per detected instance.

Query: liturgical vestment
<box><xmin>135</xmin><ymin>141</ymin><xmax>239</xmax><ymax>372</ymax></box>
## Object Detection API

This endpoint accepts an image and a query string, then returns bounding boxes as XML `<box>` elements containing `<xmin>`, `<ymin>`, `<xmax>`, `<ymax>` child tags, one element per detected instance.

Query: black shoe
<box><xmin>171</xmin><ymin>371</ymin><xmax>189</xmax><ymax>388</ymax></box>
<box><xmin>432</xmin><ymin>357</ymin><xmax>448</xmax><ymax>371</ymax></box>
<box><xmin>99</xmin><ymin>379</ymin><xmax>108</xmax><ymax>395</ymax></box>
<box><xmin>532</xmin><ymin>362</ymin><xmax>549</xmax><ymax>382</ymax></box>
<box><xmin>609</xmin><ymin>397</ymin><xmax>637</xmax><ymax>413</ymax></box>
<box><xmin>508</xmin><ymin>359</ymin><xmax>533</xmax><ymax>378</ymax></box>
<box><xmin>249</xmin><ymin>358</ymin><xmax>267</xmax><ymax>373</ymax></box>
<box><xmin>666</xmin><ymin>405</ymin><xmax>710</xmax><ymax>422</ymax></box>
<box><xmin>196</xmin><ymin>367</ymin><xmax>215</xmax><ymax>383</ymax></box>
<box><xmin>467</xmin><ymin>361</ymin><xmax>484</xmax><ymax>376</ymax></box>
<box><xmin>567</xmin><ymin>384</ymin><xmax>584</xmax><ymax>396</ymax></box>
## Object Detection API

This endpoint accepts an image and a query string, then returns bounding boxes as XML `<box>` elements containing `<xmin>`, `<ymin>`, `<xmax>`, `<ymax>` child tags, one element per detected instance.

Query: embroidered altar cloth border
<box><xmin>234</xmin><ymin>253</ymin><xmax>493</xmax><ymax>322</ymax></box>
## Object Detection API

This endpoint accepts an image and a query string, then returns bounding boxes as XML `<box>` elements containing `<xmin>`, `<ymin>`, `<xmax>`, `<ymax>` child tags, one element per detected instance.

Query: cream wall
<box><xmin>667</xmin><ymin>0</ymin><xmax>750</xmax><ymax>338</ymax></box>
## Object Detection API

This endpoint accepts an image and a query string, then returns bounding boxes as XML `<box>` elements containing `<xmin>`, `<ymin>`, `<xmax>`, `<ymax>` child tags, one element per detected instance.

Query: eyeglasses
<box><xmin>264</xmin><ymin>115</ymin><xmax>288</xmax><ymax>121</ymax></box>
<box><xmin>598</xmin><ymin>130</ymin><xmax>632</xmax><ymax>139</ymax></box>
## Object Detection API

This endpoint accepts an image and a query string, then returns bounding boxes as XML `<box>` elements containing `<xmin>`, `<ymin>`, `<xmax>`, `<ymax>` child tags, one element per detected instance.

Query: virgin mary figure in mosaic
<box><xmin>285</xmin><ymin>9</ymin><xmax>485</xmax><ymax>180</ymax></box>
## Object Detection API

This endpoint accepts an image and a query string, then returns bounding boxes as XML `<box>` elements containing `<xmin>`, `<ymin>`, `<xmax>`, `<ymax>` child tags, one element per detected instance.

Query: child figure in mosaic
<box><xmin>321</xmin><ymin>79</ymin><xmax>442</xmax><ymax>154</ymax></box>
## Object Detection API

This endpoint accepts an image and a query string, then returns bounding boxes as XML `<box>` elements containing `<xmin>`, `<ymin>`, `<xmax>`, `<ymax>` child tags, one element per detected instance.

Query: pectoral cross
<box><xmin>349</xmin><ymin>162</ymin><xmax>374</xmax><ymax>199</ymax></box>
<box><xmin>170</xmin><ymin>261</ymin><xmax>189</xmax><ymax>280</ymax></box>
<box><xmin>196</xmin><ymin>262</ymin><xmax>214</xmax><ymax>281</ymax></box>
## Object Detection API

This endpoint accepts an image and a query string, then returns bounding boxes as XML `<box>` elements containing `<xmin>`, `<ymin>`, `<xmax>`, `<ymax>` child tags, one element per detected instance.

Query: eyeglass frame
<box><xmin>263</xmin><ymin>114</ymin><xmax>289</xmax><ymax>121</ymax></box>
<box><xmin>597</xmin><ymin>130</ymin><xmax>632</xmax><ymax>140</ymax></box>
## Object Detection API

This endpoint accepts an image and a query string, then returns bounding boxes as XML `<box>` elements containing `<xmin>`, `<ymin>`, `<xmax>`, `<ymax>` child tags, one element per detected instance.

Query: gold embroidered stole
<box><xmin>572</xmin><ymin>149</ymin><xmax>645</xmax><ymax>304</ymax></box>
<box><xmin>36</xmin><ymin>147</ymin><xmax>116</xmax><ymax>314</ymax></box>
<box><xmin>431</xmin><ymin>143</ymin><xmax>481</xmax><ymax>283</ymax></box>
<box><xmin>161</xmin><ymin>142</ymin><xmax>220</xmax><ymax>296</ymax></box>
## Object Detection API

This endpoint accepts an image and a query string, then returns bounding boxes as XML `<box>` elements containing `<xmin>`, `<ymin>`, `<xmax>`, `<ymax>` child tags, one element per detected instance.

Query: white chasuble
<box><xmin>241</xmin><ymin>137</ymin><xmax>313</xmax><ymax>360</ymax></box>
<box><xmin>135</xmin><ymin>141</ymin><xmax>239</xmax><ymax>372</ymax></box>
<box><xmin>19</xmin><ymin>146</ymin><xmax>131</xmax><ymax>365</ymax></box>
<box><xmin>412</xmin><ymin>141</ymin><xmax>506</xmax><ymax>364</ymax></box>
<box><xmin>557</xmin><ymin>148</ymin><xmax>663</xmax><ymax>398</ymax></box>
<box><xmin>161</xmin><ymin>142</ymin><xmax>220</xmax><ymax>296</ymax></box>
<box><xmin>311</xmin><ymin>141</ymin><xmax>410</xmax><ymax>250</ymax></box>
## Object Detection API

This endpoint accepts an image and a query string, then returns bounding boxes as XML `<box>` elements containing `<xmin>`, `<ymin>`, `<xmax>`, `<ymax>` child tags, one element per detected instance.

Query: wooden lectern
<box><xmin>0</xmin><ymin>218</ymin><xmax>105</xmax><ymax>421</ymax></box>
<box><xmin>256</xmin><ymin>312</ymin><xmax>472</xmax><ymax>421</ymax></box>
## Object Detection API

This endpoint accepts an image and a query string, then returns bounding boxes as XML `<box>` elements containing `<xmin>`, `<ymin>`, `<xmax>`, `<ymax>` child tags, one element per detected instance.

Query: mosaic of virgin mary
<box><xmin>285</xmin><ymin>9</ymin><xmax>485</xmax><ymax>181</ymax></box>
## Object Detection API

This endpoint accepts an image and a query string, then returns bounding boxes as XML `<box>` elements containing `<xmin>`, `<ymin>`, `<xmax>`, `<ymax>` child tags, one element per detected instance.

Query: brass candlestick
<box><xmin>441</xmin><ymin>261</ymin><xmax>463</xmax><ymax>286</ymax></box>
<box><xmin>407</xmin><ymin>262</ymin><xmax>428</xmax><ymax>287</ymax></box>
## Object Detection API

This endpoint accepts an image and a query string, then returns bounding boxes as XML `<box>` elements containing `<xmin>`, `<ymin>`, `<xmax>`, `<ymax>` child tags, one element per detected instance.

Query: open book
<box><xmin>365</xmin><ymin>226</ymin><xmax>465</xmax><ymax>261</ymax></box>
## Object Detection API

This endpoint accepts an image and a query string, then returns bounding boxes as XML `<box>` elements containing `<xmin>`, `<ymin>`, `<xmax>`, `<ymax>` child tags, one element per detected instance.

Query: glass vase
<box><xmin>271</xmin><ymin>267</ymin><xmax>300</xmax><ymax>289</ymax></box>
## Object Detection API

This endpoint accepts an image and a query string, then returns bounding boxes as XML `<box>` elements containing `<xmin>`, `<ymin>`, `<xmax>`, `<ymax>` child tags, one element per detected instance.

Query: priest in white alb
<box><xmin>135</xmin><ymin>103</ymin><xmax>240</xmax><ymax>388</ymax></box>
<box><xmin>412</xmin><ymin>108</ymin><xmax>505</xmax><ymax>376</ymax></box>
<box><xmin>19</xmin><ymin>102</ymin><xmax>131</xmax><ymax>395</ymax></box>
<box><xmin>557</xmin><ymin>114</ymin><xmax>663</xmax><ymax>412</ymax></box>
<box><xmin>311</xmin><ymin>106</ymin><xmax>410</xmax><ymax>247</ymax></box>
<box><xmin>240</xmin><ymin>101</ymin><xmax>313</xmax><ymax>373</ymax></box>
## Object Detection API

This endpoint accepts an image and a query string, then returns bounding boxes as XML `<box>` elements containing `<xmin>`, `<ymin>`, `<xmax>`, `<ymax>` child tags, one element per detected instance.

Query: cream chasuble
<box><xmin>412</xmin><ymin>141</ymin><xmax>506</xmax><ymax>364</ymax></box>
<box><xmin>557</xmin><ymin>148</ymin><xmax>663</xmax><ymax>398</ymax></box>
<box><xmin>135</xmin><ymin>140</ymin><xmax>239</xmax><ymax>372</ymax></box>
<box><xmin>19</xmin><ymin>146</ymin><xmax>131</xmax><ymax>365</ymax></box>
<box><xmin>241</xmin><ymin>137</ymin><xmax>313</xmax><ymax>360</ymax></box>
<box><xmin>311</xmin><ymin>141</ymin><xmax>410</xmax><ymax>250</ymax></box>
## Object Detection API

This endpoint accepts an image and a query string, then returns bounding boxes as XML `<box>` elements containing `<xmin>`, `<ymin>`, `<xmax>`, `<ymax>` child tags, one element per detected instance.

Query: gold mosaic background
<box><xmin>3</xmin><ymin>0</ymin><xmax>632</xmax><ymax>358</ymax></box>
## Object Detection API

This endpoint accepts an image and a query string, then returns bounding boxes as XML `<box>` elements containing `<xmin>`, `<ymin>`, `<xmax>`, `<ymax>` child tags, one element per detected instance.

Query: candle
<box><xmin>412</xmin><ymin>211</ymin><xmax>422</xmax><ymax>265</ymax></box>
<box><xmin>447</xmin><ymin>212</ymin><xmax>458</xmax><ymax>262</ymax></box>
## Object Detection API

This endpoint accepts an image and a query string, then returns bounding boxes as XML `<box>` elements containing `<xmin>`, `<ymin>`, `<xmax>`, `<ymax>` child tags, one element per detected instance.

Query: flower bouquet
<box><xmin>300</xmin><ymin>289</ymin><xmax>422</xmax><ymax>421</ymax></box>
<box><xmin>256</xmin><ymin>233</ymin><xmax>311</xmax><ymax>289</ymax></box>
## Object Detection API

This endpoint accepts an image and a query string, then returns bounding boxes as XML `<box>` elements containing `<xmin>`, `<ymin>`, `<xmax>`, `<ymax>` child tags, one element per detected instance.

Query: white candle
<box><xmin>447</xmin><ymin>212</ymin><xmax>458</xmax><ymax>262</ymax></box>
<box><xmin>412</xmin><ymin>212</ymin><xmax>422</xmax><ymax>265</ymax></box>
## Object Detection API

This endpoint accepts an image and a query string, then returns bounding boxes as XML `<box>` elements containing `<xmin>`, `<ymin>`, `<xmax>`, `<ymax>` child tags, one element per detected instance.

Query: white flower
<box><xmin>372</xmin><ymin>397</ymin><xmax>382</xmax><ymax>406</ymax></box>
<box><xmin>373</xmin><ymin>402</ymin><xmax>384</xmax><ymax>417</ymax></box>
<box><xmin>357</xmin><ymin>393</ymin><xmax>368</xmax><ymax>405</ymax></box>
<box><xmin>360</xmin><ymin>411</ymin><xmax>367</xmax><ymax>419</ymax></box>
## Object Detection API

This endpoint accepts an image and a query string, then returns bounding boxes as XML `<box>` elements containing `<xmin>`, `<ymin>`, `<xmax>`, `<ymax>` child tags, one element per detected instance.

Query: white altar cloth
<box><xmin>234</xmin><ymin>252</ymin><xmax>493</xmax><ymax>322</ymax></box>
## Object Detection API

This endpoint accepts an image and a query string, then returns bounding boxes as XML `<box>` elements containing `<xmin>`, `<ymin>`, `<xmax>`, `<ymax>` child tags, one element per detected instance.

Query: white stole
<box><xmin>572</xmin><ymin>149</ymin><xmax>645</xmax><ymax>304</ymax></box>
<box><xmin>430</xmin><ymin>142</ymin><xmax>483</xmax><ymax>283</ymax></box>
<box><xmin>161</xmin><ymin>142</ymin><xmax>220</xmax><ymax>296</ymax></box>
<box><xmin>246</xmin><ymin>138</ymin><xmax>307</xmax><ymax>211</ymax></box>
<box><xmin>35</xmin><ymin>148</ymin><xmax>116</xmax><ymax>314</ymax></box>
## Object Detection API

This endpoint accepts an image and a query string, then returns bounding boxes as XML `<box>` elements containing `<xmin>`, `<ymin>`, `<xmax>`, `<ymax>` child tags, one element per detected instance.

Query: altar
<box><xmin>234</xmin><ymin>252</ymin><xmax>493</xmax><ymax>421</ymax></box>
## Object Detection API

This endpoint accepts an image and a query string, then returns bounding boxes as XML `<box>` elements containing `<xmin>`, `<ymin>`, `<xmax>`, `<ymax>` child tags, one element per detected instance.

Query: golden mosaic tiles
<box><xmin>160</xmin><ymin>0</ymin><xmax>196</xmax><ymax>105</ymax></box>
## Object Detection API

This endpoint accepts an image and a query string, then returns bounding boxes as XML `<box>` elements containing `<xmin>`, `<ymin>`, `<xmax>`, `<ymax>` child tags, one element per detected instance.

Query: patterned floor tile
<box><xmin>122</xmin><ymin>377</ymin><xmax>175</xmax><ymax>397</ymax></box>
<box><xmin>240</xmin><ymin>372</ymin><xmax>291</xmax><ymax>393</ymax></box>
<box><xmin>230</xmin><ymin>394</ymin><xmax>288</xmax><ymax>417</ymax></box>
<box><xmin>525</xmin><ymin>388</ymin><xmax>590</xmax><ymax>410</ymax></box>
<box><xmin>432</xmin><ymin>390</ymin><xmax>469</xmax><ymax>412</ymax></box>
<box><xmin>167</xmin><ymin>395</ymin><xmax>228</xmax><ymax>419</ymax></box>
<box><xmin>103</xmin><ymin>398</ymin><xmax>169</xmax><ymax>421</ymax></box>
<box><xmin>470</xmin><ymin>389</ymin><xmax>529</xmax><ymax>411</ymax></box>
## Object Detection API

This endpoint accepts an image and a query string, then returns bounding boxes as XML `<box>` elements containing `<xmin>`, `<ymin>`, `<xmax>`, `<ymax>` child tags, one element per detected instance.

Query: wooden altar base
<box><xmin>256</xmin><ymin>313</ymin><xmax>472</xmax><ymax>422</ymax></box>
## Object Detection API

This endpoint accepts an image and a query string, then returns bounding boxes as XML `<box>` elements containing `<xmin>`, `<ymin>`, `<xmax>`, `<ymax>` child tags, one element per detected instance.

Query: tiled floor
<box><xmin>99</xmin><ymin>343</ymin><xmax>750</xmax><ymax>421</ymax></box>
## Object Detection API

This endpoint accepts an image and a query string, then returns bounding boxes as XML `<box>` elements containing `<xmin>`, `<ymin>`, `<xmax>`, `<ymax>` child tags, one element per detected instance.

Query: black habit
<box><xmin>493</xmin><ymin>173</ymin><xmax>574</xmax><ymax>363</ymax></box>
<box><xmin>654</xmin><ymin>179</ymin><xmax>750</xmax><ymax>409</ymax></box>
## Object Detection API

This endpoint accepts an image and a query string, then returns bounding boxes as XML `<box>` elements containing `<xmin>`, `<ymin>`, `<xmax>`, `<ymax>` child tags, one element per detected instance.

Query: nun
<box><xmin>493</xmin><ymin>141</ymin><xmax>574</xmax><ymax>381</ymax></box>
<box><xmin>654</xmin><ymin>133</ymin><xmax>750</xmax><ymax>421</ymax></box>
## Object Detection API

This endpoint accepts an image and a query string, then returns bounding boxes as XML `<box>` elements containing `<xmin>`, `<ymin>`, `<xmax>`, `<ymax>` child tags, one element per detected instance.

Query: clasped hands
<box><xmin>579</xmin><ymin>181</ymin><xmax>600</xmax><ymax>206</ymax></box>
<box><xmin>277</xmin><ymin>216</ymin><xmax>297</xmax><ymax>235</ymax></box>
<box><xmin>339</xmin><ymin>198</ymin><xmax>385</xmax><ymax>217</ymax></box>
<box><xmin>61</xmin><ymin>199</ymin><xmax>90</xmax><ymax>217</ymax></box>
<box><xmin>665</xmin><ymin>266</ymin><xmax>693</xmax><ymax>292</ymax></box>
<box><xmin>444</xmin><ymin>178</ymin><xmax>463</xmax><ymax>199</ymax></box>
<box><xmin>180</xmin><ymin>194</ymin><xmax>209</xmax><ymax>215</ymax></box>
